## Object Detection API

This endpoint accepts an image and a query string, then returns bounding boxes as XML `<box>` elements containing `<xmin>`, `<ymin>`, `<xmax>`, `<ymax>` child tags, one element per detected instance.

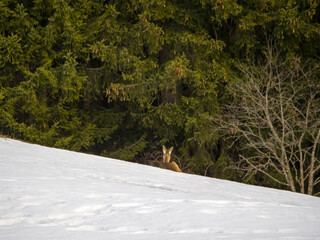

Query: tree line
<box><xmin>1</xmin><ymin>0</ymin><xmax>319</xmax><ymax>195</ymax></box>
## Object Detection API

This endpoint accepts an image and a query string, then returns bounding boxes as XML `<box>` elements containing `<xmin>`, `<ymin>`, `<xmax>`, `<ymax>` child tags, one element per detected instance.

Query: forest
<box><xmin>1</xmin><ymin>0</ymin><xmax>320</xmax><ymax>195</ymax></box>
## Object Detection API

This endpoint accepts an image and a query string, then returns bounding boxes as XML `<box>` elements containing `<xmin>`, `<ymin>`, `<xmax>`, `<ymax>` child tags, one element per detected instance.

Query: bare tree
<box><xmin>217</xmin><ymin>49</ymin><xmax>320</xmax><ymax>195</ymax></box>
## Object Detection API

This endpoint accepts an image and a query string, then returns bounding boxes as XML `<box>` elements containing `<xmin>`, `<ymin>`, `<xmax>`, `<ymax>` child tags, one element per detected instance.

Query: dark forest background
<box><xmin>1</xmin><ymin>0</ymin><xmax>320</xmax><ymax>194</ymax></box>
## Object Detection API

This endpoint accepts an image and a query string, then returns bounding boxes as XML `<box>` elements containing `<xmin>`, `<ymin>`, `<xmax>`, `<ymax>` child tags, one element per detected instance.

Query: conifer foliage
<box><xmin>1</xmin><ymin>0</ymin><xmax>319</xmax><ymax>193</ymax></box>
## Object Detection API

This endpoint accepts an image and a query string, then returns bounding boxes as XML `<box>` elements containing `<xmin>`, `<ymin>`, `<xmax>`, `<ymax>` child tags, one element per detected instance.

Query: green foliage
<box><xmin>0</xmin><ymin>0</ymin><xmax>319</xmax><ymax>190</ymax></box>
<box><xmin>107</xmin><ymin>133</ymin><xmax>148</xmax><ymax>161</ymax></box>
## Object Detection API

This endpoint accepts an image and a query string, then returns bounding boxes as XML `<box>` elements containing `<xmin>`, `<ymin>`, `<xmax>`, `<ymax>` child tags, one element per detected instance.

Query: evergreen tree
<box><xmin>0</xmin><ymin>0</ymin><xmax>319</xmax><ymax>192</ymax></box>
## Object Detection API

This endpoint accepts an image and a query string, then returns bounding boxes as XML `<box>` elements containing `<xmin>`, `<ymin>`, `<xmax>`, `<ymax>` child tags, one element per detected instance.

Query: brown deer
<box><xmin>160</xmin><ymin>146</ymin><xmax>181</xmax><ymax>172</ymax></box>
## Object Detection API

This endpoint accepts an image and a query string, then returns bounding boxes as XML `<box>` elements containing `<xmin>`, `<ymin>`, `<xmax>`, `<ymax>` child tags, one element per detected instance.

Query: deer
<box><xmin>160</xmin><ymin>145</ymin><xmax>182</xmax><ymax>172</ymax></box>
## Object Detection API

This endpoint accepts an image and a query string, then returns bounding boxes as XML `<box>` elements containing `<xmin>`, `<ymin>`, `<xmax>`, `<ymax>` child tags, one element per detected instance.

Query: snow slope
<box><xmin>0</xmin><ymin>138</ymin><xmax>320</xmax><ymax>240</ymax></box>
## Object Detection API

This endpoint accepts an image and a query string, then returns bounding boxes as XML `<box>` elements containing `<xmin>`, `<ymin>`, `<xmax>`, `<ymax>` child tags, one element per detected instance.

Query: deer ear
<box><xmin>168</xmin><ymin>147</ymin><xmax>173</xmax><ymax>154</ymax></box>
<box><xmin>163</xmin><ymin>145</ymin><xmax>167</xmax><ymax>153</ymax></box>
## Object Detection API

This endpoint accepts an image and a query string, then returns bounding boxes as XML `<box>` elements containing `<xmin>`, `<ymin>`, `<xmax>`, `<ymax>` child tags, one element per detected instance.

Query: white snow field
<box><xmin>1</xmin><ymin>138</ymin><xmax>320</xmax><ymax>240</ymax></box>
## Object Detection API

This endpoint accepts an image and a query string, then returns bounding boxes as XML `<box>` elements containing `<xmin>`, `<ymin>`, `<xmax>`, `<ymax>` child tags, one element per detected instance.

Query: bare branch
<box><xmin>218</xmin><ymin>46</ymin><xmax>320</xmax><ymax>195</ymax></box>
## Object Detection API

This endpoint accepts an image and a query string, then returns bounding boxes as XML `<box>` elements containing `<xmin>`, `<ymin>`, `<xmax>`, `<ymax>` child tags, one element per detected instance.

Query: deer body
<box><xmin>161</xmin><ymin>146</ymin><xmax>181</xmax><ymax>172</ymax></box>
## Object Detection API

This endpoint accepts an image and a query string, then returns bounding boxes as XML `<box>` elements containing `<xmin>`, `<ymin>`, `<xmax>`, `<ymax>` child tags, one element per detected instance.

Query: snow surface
<box><xmin>0</xmin><ymin>138</ymin><xmax>320</xmax><ymax>240</ymax></box>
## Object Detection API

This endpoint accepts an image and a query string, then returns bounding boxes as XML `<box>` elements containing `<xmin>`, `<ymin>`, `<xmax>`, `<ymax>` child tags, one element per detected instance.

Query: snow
<box><xmin>0</xmin><ymin>138</ymin><xmax>320</xmax><ymax>240</ymax></box>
